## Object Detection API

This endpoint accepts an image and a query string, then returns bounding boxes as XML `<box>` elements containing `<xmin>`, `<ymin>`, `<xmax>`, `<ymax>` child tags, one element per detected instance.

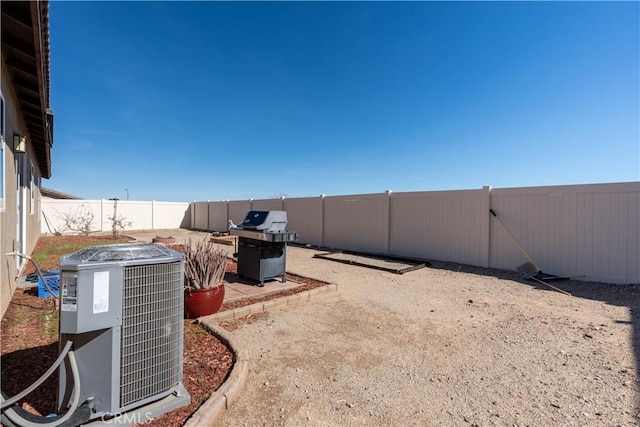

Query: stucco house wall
<box><xmin>1</xmin><ymin>1</ymin><xmax>52</xmax><ymax>317</ymax></box>
<box><xmin>0</xmin><ymin>61</ymin><xmax>43</xmax><ymax>316</ymax></box>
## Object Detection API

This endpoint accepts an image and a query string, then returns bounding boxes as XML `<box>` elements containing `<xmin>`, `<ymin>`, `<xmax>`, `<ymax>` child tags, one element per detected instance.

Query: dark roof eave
<box><xmin>30</xmin><ymin>1</ymin><xmax>52</xmax><ymax>179</ymax></box>
<box><xmin>41</xmin><ymin>187</ymin><xmax>81</xmax><ymax>200</ymax></box>
<box><xmin>2</xmin><ymin>1</ymin><xmax>53</xmax><ymax>178</ymax></box>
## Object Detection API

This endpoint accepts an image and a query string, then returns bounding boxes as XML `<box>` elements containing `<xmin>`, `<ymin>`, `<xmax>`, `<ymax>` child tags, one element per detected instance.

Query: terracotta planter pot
<box><xmin>152</xmin><ymin>236</ymin><xmax>176</xmax><ymax>244</ymax></box>
<box><xmin>184</xmin><ymin>285</ymin><xmax>225</xmax><ymax>319</ymax></box>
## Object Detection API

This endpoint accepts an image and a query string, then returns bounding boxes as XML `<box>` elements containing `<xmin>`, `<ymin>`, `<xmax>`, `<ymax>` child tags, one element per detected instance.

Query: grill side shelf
<box><xmin>229</xmin><ymin>228</ymin><xmax>299</xmax><ymax>242</ymax></box>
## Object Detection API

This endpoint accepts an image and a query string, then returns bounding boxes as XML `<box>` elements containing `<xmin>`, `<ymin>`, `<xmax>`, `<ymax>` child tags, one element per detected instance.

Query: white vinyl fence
<box><xmin>41</xmin><ymin>183</ymin><xmax>639</xmax><ymax>283</ymax></box>
<box><xmin>191</xmin><ymin>182</ymin><xmax>639</xmax><ymax>284</ymax></box>
<box><xmin>41</xmin><ymin>199</ymin><xmax>190</xmax><ymax>234</ymax></box>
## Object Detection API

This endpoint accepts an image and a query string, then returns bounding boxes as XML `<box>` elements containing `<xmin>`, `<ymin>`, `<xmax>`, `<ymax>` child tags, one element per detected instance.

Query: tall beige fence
<box><xmin>489</xmin><ymin>183</ymin><xmax>639</xmax><ymax>283</ymax></box>
<box><xmin>191</xmin><ymin>182</ymin><xmax>639</xmax><ymax>284</ymax></box>
<box><xmin>41</xmin><ymin>199</ymin><xmax>190</xmax><ymax>234</ymax></box>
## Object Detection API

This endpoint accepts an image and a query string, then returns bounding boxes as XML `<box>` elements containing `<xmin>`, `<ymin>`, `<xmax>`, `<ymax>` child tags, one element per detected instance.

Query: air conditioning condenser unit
<box><xmin>57</xmin><ymin>243</ymin><xmax>190</xmax><ymax>424</ymax></box>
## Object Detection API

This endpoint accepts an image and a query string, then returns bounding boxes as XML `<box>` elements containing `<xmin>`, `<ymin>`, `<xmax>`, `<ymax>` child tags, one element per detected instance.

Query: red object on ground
<box><xmin>184</xmin><ymin>286</ymin><xmax>226</xmax><ymax>319</ymax></box>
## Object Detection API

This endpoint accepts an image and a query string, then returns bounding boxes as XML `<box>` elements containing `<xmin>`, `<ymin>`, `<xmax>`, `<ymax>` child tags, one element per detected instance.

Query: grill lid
<box><xmin>239</xmin><ymin>210</ymin><xmax>287</xmax><ymax>232</ymax></box>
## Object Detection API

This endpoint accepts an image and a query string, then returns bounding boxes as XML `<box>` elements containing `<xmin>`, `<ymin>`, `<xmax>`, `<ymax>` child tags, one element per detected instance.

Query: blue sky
<box><xmin>47</xmin><ymin>1</ymin><xmax>639</xmax><ymax>202</ymax></box>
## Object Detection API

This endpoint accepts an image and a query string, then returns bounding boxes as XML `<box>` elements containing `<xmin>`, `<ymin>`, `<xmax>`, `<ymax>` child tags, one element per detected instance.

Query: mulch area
<box><xmin>2</xmin><ymin>237</ymin><xmax>329</xmax><ymax>426</ymax></box>
<box><xmin>0</xmin><ymin>288</ymin><xmax>233</xmax><ymax>426</ymax></box>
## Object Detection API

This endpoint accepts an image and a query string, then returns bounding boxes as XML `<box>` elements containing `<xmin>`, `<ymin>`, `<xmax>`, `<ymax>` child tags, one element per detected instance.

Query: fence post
<box><xmin>481</xmin><ymin>185</ymin><xmax>492</xmax><ymax>267</ymax></box>
<box><xmin>320</xmin><ymin>194</ymin><xmax>325</xmax><ymax>248</ymax></box>
<box><xmin>100</xmin><ymin>199</ymin><xmax>105</xmax><ymax>232</ymax></box>
<box><xmin>385</xmin><ymin>190</ymin><xmax>392</xmax><ymax>255</ymax></box>
<box><xmin>191</xmin><ymin>202</ymin><xmax>195</xmax><ymax>230</ymax></box>
<box><xmin>225</xmin><ymin>200</ymin><xmax>230</xmax><ymax>230</ymax></box>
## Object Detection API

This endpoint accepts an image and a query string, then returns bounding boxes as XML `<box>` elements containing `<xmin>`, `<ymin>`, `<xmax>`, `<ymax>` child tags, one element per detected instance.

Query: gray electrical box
<box><xmin>59</xmin><ymin>266</ymin><xmax>123</xmax><ymax>334</ymax></box>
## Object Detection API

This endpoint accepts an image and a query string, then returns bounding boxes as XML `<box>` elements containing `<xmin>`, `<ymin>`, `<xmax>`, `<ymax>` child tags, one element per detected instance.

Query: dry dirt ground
<box><xmin>125</xmin><ymin>230</ymin><xmax>639</xmax><ymax>426</ymax></box>
<box><xmin>217</xmin><ymin>251</ymin><xmax>639</xmax><ymax>426</ymax></box>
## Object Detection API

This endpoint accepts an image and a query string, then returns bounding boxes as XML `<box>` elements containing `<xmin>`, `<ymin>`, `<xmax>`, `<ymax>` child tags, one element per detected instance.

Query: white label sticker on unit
<box><xmin>61</xmin><ymin>274</ymin><xmax>78</xmax><ymax>312</ymax></box>
<box><xmin>61</xmin><ymin>302</ymin><xmax>77</xmax><ymax>312</ymax></box>
<box><xmin>93</xmin><ymin>271</ymin><xmax>110</xmax><ymax>314</ymax></box>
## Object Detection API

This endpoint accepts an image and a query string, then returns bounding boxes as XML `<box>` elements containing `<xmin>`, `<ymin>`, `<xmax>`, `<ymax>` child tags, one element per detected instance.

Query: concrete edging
<box><xmin>208</xmin><ymin>283</ymin><xmax>338</xmax><ymax>322</ymax></box>
<box><xmin>182</xmin><ymin>283</ymin><xmax>338</xmax><ymax>426</ymax></box>
<box><xmin>183</xmin><ymin>320</ymin><xmax>249</xmax><ymax>427</ymax></box>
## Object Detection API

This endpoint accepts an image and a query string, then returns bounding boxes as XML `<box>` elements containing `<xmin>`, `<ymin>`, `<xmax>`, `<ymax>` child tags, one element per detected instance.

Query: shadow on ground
<box><xmin>1</xmin><ymin>342</ymin><xmax>59</xmax><ymax>415</ymax></box>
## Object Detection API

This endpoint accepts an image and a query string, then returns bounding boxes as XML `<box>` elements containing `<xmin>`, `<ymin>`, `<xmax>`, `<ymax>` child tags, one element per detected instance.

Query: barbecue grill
<box><xmin>230</xmin><ymin>210</ymin><xmax>298</xmax><ymax>286</ymax></box>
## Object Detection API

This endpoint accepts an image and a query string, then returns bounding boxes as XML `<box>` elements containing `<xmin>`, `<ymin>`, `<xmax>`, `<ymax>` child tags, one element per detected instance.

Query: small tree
<box><xmin>108</xmin><ymin>199</ymin><xmax>132</xmax><ymax>239</ymax></box>
<box><xmin>57</xmin><ymin>204</ymin><xmax>95</xmax><ymax>236</ymax></box>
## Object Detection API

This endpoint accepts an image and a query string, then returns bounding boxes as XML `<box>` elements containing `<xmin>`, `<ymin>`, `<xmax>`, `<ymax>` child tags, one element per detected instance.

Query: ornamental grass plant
<box><xmin>183</xmin><ymin>238</ymin><xmax>227</xmax><ymax>292</ymax></box>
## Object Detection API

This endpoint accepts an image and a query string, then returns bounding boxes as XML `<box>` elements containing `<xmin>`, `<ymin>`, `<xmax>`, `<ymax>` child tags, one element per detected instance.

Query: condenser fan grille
<box><xmin>64</xmin><ymin>243</ymin><xmax>175</xmax><ymax>263</ymax></box>
<box><xmin>120</xmin><ymin>261</ymin><xmax>184</xmax><ymax>408</ymax></box>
